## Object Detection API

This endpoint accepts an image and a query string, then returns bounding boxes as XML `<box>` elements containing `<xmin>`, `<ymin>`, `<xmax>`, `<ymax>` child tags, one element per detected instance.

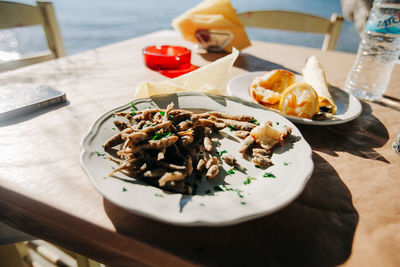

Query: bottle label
<box><xmin>365</xmin><ymin>12</ymin><xmax>400</xmax><ymax>34</ymax></box>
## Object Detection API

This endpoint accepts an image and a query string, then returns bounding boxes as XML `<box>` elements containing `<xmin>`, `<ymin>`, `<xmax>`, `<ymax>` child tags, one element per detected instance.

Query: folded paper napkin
<box><xmin>171</xmin><ymin>0</ymin><xmax>251</xmax><ymax>52</ymax></box>
<box><xmin>134</xmin><ymin>48</ymin><xmax>239</xmax><ymax>99</ymax></box>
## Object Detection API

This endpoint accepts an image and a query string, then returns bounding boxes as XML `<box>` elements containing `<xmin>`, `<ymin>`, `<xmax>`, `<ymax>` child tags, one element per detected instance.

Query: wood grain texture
<box><xmin>0</xmin><ymin>1</ymin><xmax>44</xmax><ymax>28</ymax></box>
<box><xmin>0</xmin><ymin>30</ymin><xmax>399</xmax><ymax>267</ymax></box>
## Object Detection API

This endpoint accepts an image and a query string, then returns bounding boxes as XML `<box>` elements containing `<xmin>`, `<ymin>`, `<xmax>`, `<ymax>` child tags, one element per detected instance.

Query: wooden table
<box><xmin>1</xmin><ymin>30</ymin><xmax>399</xmax><ymax>267</ymax></box>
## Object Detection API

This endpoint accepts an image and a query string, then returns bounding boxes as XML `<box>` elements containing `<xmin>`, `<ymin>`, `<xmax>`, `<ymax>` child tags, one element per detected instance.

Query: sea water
<box><xmin>0</xmin><ymin>0</ymin><xmax>359</xmax><ymax>60</ymax></box>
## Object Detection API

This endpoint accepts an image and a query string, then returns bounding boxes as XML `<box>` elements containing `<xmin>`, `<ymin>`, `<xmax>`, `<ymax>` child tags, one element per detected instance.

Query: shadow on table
<box><xmin>104</xmin><ymin>153</ymin><xmax>359</xmax><ymax>267</ymax></box>
<box><xmin>199</xmin><ymin>52</ymin><xmax>300</xmax><ymax>74</ymax></box>
<box><xmin>374</xmin><ymin>95</ymin><xmax>400</xmax><ymax>112</ymax></box>
<box><xmin>298</xmin><ymin>101</ymin><xmax>389</xmax><ymax>163</ymax></box>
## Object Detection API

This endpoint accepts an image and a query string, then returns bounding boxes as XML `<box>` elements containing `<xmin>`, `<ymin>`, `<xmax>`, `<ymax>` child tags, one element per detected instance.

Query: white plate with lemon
<box><xmin>227</xmin><ymin>57</ymin><xmax>362</xmax><ymax>125</ymax></box>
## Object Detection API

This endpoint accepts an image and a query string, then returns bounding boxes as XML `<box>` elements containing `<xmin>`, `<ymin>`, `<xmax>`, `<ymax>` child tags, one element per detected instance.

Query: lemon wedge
<box><xmin>279</xmin><ymin>82</ymin><xmax>319</xmax><ymax>119</ymax></box>
<box><xmin>258</xmin><ymin>69</ymin><xmax>296</xmax><ymax>94</ymax></box>
<box><xmin>250</xmin><ymin>69</ymin><xmax>297</xmax><ymax>106</ymax></box>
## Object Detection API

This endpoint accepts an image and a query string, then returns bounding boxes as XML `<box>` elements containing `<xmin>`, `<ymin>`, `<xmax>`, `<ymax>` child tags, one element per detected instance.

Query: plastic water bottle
<box><xmin>345</xmin><ymin>0</ymin><xmax>400</xmax><ymax>101</ymax></box>
<box><xmin>394</xmin><ymin>129</ymin><xmax>400</xmax><ymax>155</ymax></box>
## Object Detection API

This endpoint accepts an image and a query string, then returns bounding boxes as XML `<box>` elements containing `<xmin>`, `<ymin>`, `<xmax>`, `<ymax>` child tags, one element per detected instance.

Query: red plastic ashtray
<box><xmin>143</xmin><ymin>45</ymin><xmax>191</xmax><ymax>71</ymax></box>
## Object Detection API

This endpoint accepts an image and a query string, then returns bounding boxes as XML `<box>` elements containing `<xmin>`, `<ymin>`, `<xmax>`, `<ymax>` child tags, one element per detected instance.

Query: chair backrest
<box><xmin>238</xmin><ymin>10</ymin><xmax>344</xmax><ymax>51</ymax></box>
<box><xmin>0</xmin><ymin>1</ymin><xmax>65</xmax><ymax>72</ymax></box>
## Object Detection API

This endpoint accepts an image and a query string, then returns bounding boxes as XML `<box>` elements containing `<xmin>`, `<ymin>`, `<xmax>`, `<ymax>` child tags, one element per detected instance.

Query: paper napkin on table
<box><xmin>134</xmin><ymin>48</ymin><xmax>239</xmax><ymax>99</ymax></box>
<box><xmin>171</xmin><ymin>0</ymin><xmax>251</xmax><ymax>52</ymax></box>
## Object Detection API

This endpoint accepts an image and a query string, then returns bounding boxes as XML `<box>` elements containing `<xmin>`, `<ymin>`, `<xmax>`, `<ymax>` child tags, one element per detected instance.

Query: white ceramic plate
<box><xmin>227</xmin><ymin>71</ymin><xmax>362</xmax><ymax>125</ymax></box>
<box><xmin>80</xmin><ymin>93</ymin><xmax>313</xmax><ymax>226</ymax></box>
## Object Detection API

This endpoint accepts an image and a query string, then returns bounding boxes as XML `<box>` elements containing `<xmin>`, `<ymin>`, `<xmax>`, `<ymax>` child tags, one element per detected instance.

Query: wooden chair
<box><xmin>1</xmin><ymin>239</ymin><xmax>104</xmax><ymax>267</ymax></box>
<box><xmin>1</xmin><ymin>240</ymin><xmax>104</xmax><ymax>267</ymax></box>
<box><xmin>1</xmin><ymin>222</ymin><xmax>103</xmax><ymax>267</ymax></box>
<box><xmin>0</xmin><ymin>0</ymin><xmax>65</xmax><ymax>72</ymax></box>
<box><xmin>238</xmin><ymin>10</ymin><xmax>344</xmax><ymax>51</ymax></box>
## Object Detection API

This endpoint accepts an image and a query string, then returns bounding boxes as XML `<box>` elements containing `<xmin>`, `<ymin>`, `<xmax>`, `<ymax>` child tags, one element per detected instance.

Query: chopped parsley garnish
<box><xmin>95</xmin><ymin>151</ymin><xmax>105</xmax><ymax>157</ymax></box>
<box><xmin>228</xmin><ymin>124</ymin><xmax>235</xmax><ymax>131</ymax></box>
<box><xmin>122</xmin><ymin>187</ymin><xmax>127</xmax><ymax>192</ymax></box>
<box><xmin>219</xmin><ymin>185</ymin><xmax>244</xmax><ymax>198</ymax></box>
<box><xmin>200</xmin><ymin>203</ymin><xmax>205</xmax><ymax>206</ymax></box>
<box><xmin>244</xmin><ymin>176</ymin><xmax>256</xmax><ymax>185</ymax></box>
<box><xmin>254</xmin><ymin>165</ymin><xmax>260</xmax><ymax>168</ymax></box>
<box><xmin>227</xmin><ymin>168</ymin><xmax>236</xmax><ymax>175</ymax></box>
<box><xmin>263</xmin><ymin>172</ymin><xmax>276</xmax><ymax>178</ymax></box>
<box><xmin>102</xmin><ymin>145</ymin><xmax>105</xmax><ymax>148</ymax></box>
<box><xmin>112</xmin><ymin>128</ymin><xmax>116</xmax><ymax>130</ymax></box>
<box><xmin>155</xmin><ymin>193</ymin><xmax>164</xmax><ymax>197</ymax></box>
<box><xmin>219</xmin><ymin>150</ymin><xmax>228</xmax><ymax>156</ymax></box>
<box><xmin>158</xmin><ymin>111</ymin><xmax>173</xmax><ymax>118</ymax></box>
<box><xmin>129</xmin><ymin>102</ymin><xmax>137</xmax><ymax>115</ymax></box>
<box><xmin>240</xmin><ymin>201</ymin><xmax>246</xmax><ymax>205</ymax></box>
<box><xmin>152</xmin><ymin>132</ymin><xmax>161</xmax><ymax>140</ymax></box>
<box><xmin>284</xmin><ymin>162</ymin><xmax>291</xmax><ymax>166</ymax></box>
<box><xmin>250</xmin><ymin>118</ymin><xmax>260</xmax><ymax>125</ymax></box>
<box><xmin>152</xmin><ymin>132</ymin><xmax>160</xmax><ymax>140</ymax></box>
<box><xmin>152</xmin><ymin>132</ymin><xmax>172</xmax><ymax>140</ymax></box>
<box><xmin>276</xmin><ymin>122</ymin><xmax>280</xmax><ymax>125</ymax></box>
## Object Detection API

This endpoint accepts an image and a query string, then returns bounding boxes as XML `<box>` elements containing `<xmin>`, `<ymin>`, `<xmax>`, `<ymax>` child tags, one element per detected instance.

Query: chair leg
<box><xmin>76</xmin><ymin>254</ymin><xmax>103</xmax><ymax>267</ymax></box>
<box><xmin>0</xmin><ymin>244</ymin><xmax>28</xmax><ymax>267</ymax></box>
<box><xmin>55</xmin><ymin>244</ymin><xmax>104</xmax><ymax>267</ymax></box>
<box><xmin>1</xmin><ymin>241</ymin><xmax>104</xmax><ymax>267</ymax></box>
<box><xmin>29</xmin><ymin>240</ymin><xmax>104</xmax><ymax>266</ymax></box>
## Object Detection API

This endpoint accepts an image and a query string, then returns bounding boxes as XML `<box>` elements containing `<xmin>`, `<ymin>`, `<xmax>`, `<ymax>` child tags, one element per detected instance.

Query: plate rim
<box><xmin>80</xmin><ymin>92</ymin><xmax>314</xmax><ymax>226</ymax></box>
<box><xmin>227</xmin><ymin>71</ymin><xmax>362</xmax><ymax>125</ymax></box>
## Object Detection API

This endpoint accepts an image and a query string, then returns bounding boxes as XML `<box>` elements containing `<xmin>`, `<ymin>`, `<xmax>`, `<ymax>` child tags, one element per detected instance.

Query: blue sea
<box><xmin>0</xmin><ymin>0</ymin><xmax>360</xmax><ymax>61</ymax></box>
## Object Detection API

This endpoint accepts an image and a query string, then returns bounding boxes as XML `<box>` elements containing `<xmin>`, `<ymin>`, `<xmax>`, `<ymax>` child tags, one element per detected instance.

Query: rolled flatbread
<box><xmin>302</xmin><ymin>55</ymin><xmax>337</xmax><ymax>114</ymax></box>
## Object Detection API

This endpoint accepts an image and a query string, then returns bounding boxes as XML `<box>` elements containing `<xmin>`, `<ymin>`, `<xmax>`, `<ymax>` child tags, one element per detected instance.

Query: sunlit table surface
<box><xmin>0</xmin><ymin>30</ymin><xmax>399</xmax><ymax>267</ymax></box>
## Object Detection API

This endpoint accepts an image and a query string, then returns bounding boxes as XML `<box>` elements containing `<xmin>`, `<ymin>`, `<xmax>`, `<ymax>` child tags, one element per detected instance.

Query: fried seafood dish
<box><xmin>104</xmin><ymin>103</ymin><xmax>292</xmax><ymax>194</ymax></box>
